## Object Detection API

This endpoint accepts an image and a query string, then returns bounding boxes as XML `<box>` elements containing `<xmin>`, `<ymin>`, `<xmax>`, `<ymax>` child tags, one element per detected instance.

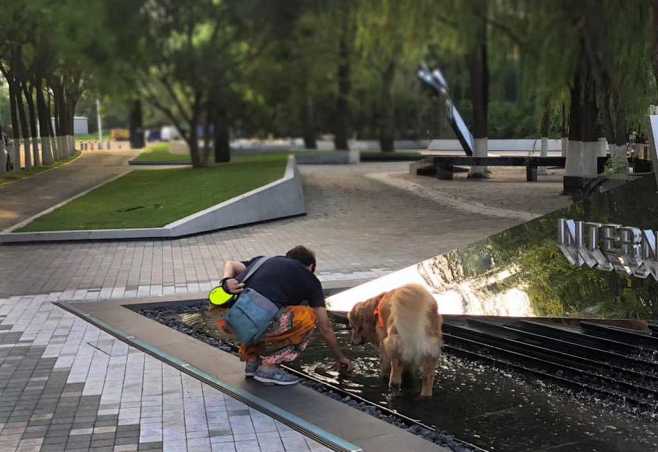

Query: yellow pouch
<box><xmin>208</xmin><ymin>286</ymin><xmax>236</xmax><ymax>306</ymax></box>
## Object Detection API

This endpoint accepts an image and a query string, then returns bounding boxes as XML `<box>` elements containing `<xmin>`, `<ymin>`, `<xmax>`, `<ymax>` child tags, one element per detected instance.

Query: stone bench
<box><xmin>432</xmin><ymin>156</ymin><xmax>609</xmax><ymax>182</ymax></box>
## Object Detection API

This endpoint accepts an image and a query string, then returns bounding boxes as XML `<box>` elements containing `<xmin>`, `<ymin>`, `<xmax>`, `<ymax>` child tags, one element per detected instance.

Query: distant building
<box><xmin>160</xmin><ymin>125</ymin><xmax>181</xmax><ymax>141</ymax></box>
<box><xmin>74</xmin><ymin>116</ymin><xmax>88</xmax><ymax>135</ymax></box>
<box><xmin>48</xmin><ymin>116</ymin><xmax>89</xmax><ymax>136</ymax></box>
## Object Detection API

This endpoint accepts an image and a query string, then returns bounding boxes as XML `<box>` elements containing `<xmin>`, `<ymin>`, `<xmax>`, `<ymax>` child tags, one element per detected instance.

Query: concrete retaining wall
<box><xmin>294</xmin><ymin>149</ymin><xmax>360</xmax><ymax>164</ymax></box>
<box><xmin>0</xmin><ymin>155</ymin><xmax>304</xmax><ymax>243</ymax></box>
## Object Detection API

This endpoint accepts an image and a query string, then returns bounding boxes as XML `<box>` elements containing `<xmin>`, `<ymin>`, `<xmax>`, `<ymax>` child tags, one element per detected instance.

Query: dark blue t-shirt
<box><xmin>237</xmin><ymin>256</ymin><xmax>325</xmax><ymax>308</ymax></box>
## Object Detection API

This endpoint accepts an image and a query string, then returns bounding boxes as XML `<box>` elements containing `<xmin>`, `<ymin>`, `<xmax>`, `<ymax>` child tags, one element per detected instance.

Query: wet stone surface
<box><xmin>135</xmin><ymin>301</ymin><xmax>658</xmax><ymax>452</ymax></box>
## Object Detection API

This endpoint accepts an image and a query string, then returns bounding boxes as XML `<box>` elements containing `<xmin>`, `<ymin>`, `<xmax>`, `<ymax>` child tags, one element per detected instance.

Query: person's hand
<box><xmin>335</xmin><ymin>356</ymin><xmax>353</xmax><ymax>373</ymax></box>
<box><xmin>224</xmin><ymin>278</ymin><xmax>245</xmax><ymax>294</ymax></box>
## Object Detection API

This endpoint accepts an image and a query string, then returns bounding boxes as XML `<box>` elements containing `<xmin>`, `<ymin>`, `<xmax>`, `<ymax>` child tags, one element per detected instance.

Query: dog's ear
<box><xmin>359</xmin><ymin>295</ymin><xmax>383</xmax><ymax>328</ymax></box>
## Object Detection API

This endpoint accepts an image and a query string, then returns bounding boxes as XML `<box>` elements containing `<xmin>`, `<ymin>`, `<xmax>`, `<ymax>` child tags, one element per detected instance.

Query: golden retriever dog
<box><xmin>348</xmin><ymin>283</ymin><xmax>442</xmax><ymax>397</ymax></box>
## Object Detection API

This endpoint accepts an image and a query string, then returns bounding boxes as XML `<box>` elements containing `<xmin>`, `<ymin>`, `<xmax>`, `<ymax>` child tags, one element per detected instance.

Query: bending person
<box><xmin>220</xmin><ymin>245</ymin><xmax>352</xmax><ymax>386</ymax></box>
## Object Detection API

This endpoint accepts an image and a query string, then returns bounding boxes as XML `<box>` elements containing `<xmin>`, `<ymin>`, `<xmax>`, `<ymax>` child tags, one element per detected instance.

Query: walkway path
<box><xmin>0</xmin><ymin>150</ymin><xmax>135</xmax><ymax>231</ymax></box>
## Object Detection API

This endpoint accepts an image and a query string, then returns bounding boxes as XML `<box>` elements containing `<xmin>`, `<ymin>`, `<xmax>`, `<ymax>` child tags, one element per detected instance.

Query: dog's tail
<box><xmin>389</xmin><ymin>283</ymin><xmax>442</xmax><ymax>362</ymax></box>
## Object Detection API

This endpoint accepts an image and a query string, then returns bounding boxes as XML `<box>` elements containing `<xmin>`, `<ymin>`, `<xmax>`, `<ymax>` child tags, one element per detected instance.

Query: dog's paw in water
<box><xmin>388</xmin><ymin>382</ymin><xmax>403</xmax><ymax>395</ymax></box>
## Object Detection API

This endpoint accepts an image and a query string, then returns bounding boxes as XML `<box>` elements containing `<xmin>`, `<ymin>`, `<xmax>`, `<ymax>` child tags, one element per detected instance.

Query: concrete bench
<box><xmin>432</xmin><ymin>156</ymin><xmax>609</xmax><ymax>182</ymax></box>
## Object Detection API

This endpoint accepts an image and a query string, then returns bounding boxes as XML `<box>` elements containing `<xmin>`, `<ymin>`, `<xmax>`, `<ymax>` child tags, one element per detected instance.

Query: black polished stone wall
<box><xmin>328</xmin><ymin>175</ymin><xmax>658</xmax><ymax>319</ymax></box>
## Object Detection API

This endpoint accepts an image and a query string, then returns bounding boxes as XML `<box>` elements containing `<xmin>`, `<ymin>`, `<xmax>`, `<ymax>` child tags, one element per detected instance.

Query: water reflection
<box><xmin>297</xmin><ymin>328</ymin><xmax>658</xmax><ymax>452</ymax></box>
<box><xmin>328</xmin><ymin>175</ymin><xmax>658</xmax><ymax>320</ymax></box>
<box><xmin>145</xmin><ymin>300</ymin><xmax>658</xmax><ymax>451</ymax></box>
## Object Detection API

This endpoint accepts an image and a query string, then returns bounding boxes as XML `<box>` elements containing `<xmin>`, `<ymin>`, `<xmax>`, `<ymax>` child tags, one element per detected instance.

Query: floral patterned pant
<box><xmin>239</xmin><ymin>306</ymin><xmax>317</xmax><ymax>366</ymax></box>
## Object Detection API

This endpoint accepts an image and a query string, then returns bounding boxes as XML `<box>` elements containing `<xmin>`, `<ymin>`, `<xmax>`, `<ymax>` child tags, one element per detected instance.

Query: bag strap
<box><xmin>240</xmin><ymin>256</ymin><xmax>269</xmax><ymax>285</ymax></box>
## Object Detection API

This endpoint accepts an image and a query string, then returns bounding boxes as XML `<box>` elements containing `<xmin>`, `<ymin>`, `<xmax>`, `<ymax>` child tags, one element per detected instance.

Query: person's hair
<box><xmin>286</xmin><ymin>245</ymin><xmax>316</xmax><ymax>268</ymax></box>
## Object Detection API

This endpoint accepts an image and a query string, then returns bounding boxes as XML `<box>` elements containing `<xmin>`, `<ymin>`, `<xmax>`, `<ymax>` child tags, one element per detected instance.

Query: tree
<box><xmin>355</xmin><ymin>0</ymin><xmax>429</xmax><ymax>151</ymax></box>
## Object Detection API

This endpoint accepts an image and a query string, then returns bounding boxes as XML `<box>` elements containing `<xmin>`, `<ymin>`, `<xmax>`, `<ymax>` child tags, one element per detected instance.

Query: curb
<box><xmin>128</xmin><ymin>159</ymin><xmax>191</xmax><ymax>166</ymax></box>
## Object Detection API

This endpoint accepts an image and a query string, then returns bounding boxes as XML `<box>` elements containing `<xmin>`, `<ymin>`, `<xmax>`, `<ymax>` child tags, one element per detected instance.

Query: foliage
<box><xmin>3</xmin><ymin>0</ymin><xmax>658</xmax><ymax>160</ymax></box>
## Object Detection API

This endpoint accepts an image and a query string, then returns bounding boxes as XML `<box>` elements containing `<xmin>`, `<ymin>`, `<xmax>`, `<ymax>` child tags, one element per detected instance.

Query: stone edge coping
<box><xmin>0</xmin><ymin>155</ymin><xmax>303</xmax><ymax>243</ymax></box>
<box><xmin>54</xmin><ymin>298</ymin><xmax>361</xmax><ymax>452</ymax></box>
<box><xmin>128</xmin><ymin>159</ymin><xmax>192</xmax><ymax>165</ymax></box>
<box><xmin>129</xmin><ymin>150</ymin><xmax>361</xmax><ymax>166</ymax></box>
<box><xmin>53</xmin><ymin>294</ymin><xmax>445</xmax><ymax>451</ymax></box>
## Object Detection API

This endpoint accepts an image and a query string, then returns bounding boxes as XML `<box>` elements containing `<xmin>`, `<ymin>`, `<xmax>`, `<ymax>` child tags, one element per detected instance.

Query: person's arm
<box><xmin>223</xmin><ymin>260</ymin><xmax>247</xmax><ymax>294</ymax></box>
<box><xmin>313</xmin><ymin>307</ymin><xmax>352</xmax><ymax>371</ymax></box>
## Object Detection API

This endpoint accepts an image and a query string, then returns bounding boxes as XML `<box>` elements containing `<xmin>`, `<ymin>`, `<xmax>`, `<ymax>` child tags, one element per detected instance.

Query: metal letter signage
<box><xmin>558</xmin><ymin>218</ymin><xmax>658</xmax><ymax>280</ymax></box>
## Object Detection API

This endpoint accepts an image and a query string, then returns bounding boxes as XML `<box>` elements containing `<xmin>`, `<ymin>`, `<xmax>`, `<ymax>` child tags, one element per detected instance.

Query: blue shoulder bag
<box><xmin>225</xmin><ymin>257</ymin><xmax>281</xmax><ymax>345</ymax></box>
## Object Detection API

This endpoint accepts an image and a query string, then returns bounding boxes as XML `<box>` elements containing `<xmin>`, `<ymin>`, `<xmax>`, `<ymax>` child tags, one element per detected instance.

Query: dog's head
<box><xmin>348</xmin><ymin>296</ymin><xmax>380</xmax><ymax>345</ymax></box>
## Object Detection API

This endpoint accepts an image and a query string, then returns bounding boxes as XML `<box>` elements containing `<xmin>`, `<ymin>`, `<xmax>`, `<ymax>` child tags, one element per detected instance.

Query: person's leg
<box><xmin>240</xmin><ymin>344</ymin><xmax>263</xmax><ymax>377</ymax></box>
<box><xmin>253</xmin><ymin>307</ymin><xmax>317</xmax><ymax>385</ymax></box>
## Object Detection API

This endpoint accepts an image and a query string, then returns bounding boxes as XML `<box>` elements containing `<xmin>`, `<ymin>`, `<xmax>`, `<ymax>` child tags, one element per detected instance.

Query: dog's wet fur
<box><xmin>348</xmin><ymin>283</ymin><xmax>443</xmax><ymax>397</ymax></box>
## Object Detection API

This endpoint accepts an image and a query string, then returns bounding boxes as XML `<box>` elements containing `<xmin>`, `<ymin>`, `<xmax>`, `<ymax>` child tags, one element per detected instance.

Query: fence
<box><xmin>0</xmin><ymin>137</ymin><xmax>134</xmax><ymax>174</ymax></box>
<box><xmin>78</xmin><ymin>140</ymin><xmax>128</xmax><ymax>151</ymax></box>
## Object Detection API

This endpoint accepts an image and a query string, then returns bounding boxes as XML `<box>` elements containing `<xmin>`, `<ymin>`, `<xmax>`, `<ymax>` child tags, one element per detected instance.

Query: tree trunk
<box><xmin>22</xmin><ymin>82</ymin><xmax>41</xmax><ymax>166</ymax></box>
<box><xmin>538</xmin><ymin>107</ymin><xmax>551</xmax><ymax>174</ymax></box>
<box><xmin>566</xmin><ymin>51</ymin><xmax>599</xmax><ymax>179</ymax></box>
<box><xmin>568</xmin><ymin>66</ymin><xmax>583</xmax><ymax>143</ymax></box>
<box><xmin>468</xmin><ymin>6</ymin><xmax>489</xmax><ymax>177</ymax></box>
<box><xmin>6</xmin><ymin>77</ymin><xmax>20</xmax><ymax>171</ymax></box>
<box><xmin>379</xmin><ymin>59</ymin><xmax>396</xmax><ymax>152</ymax></box>
<box><xmin>302</xmin><ymin>90</ymin><xmax>316</xmax><ymax>149</ymax></box>
<box><xmin>7</xmin><ymin>78</ymin><xmax>20</xmax><ymax>142</ymax></box>
<box><xmin>16</xmin><ymin>81</ymin><xmax>32</xmax><ymax>169</ymax></box>
<box><xmin>653</xmin><ymin>0</ymin><xmax>658</xmax><ymax>90</ymax></box>
<box><xmin>582</xmin><ymin>65</ymin><xmax>598</xmax><ymax>143</ymax></box>
<box><xmin>47</xmin><ymin>89</ymin><xmax>59</xmax><ymax>159</ymax></box>
<box><xmin>334</xmin><ymin>10</ymin><xmax>351</xmax><ymax>151</ymax></box>
<box><xmin>129</xmin><ymin>99</ymin><xmax>145</xmax><ymax>149</ymax></box>
<box><xmin>213</xmin><ymin>107</ymin><xmax>231</xmax><ymax>163</ymax></box>
<box><xmin>188</xmin><ymin>127</ymin><xmax>201</xmax><ymax>167</ymax></box>
<box><xmin>35</xmin><ymin>79</ymin><xmax>53</xmax><ymax>165</ymax></box>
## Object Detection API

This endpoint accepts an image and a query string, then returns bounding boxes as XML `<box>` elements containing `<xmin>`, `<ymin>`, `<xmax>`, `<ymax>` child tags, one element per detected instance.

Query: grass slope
<box><xmin>133</xmin><ymin>143</ymin><xmax>191</xmax><ymax>163</ymax></box>
<box><xmin>19</xmin><ymin>154</ymin><xmax>288</xmax><ymax>231</ymax></box>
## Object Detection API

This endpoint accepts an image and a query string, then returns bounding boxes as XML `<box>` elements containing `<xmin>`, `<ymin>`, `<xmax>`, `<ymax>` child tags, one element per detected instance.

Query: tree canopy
<box><xmin>1</xmin><ymin>0</ymin><xmax>657</xmax><ymax>167</ymax></box>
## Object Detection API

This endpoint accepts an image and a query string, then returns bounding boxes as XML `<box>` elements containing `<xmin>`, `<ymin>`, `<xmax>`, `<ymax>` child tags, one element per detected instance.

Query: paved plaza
<box><xmin>0</xmin><ymin>160</ymin><xmax>569</xmax><ymax>299</ymax></box>
<box><xmin>0</xmin><ymin>294</ymin><xmax>331</xmax><ymax>452</ymax></box>
<box><xmin>0</xmin><ymin>154</ymin><xmax>571</xmax><ymax>451</ymax></box>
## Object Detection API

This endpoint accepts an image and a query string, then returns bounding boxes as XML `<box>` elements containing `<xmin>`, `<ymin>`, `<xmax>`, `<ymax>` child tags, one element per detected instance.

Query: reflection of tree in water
<box><xmin>417</xmin><ymin>247</ymin><xmax>533</xmax><ymax>316</ymax></box>
<box><xmin>417</xmin><ymin>252</ymin><xmax>465</xmax><ymax>292</ymax></box>
<box><xmin>412</xmin><ymin>176</ymin><xmax>658</xmax><ymax>318</ymax></box>
<box><xmin>484</xmin><ymin>177</ymin><xmax>658</xmax><ymax>319</ymax></box>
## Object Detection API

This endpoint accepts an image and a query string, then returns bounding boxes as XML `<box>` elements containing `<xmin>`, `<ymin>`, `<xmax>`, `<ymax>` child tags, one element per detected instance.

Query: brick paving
<box><xmin>0</xmin><ymin>160</ymin><xmax>567</xmax><ymax>451</ymax></box>
<box><xmin>0</xmin><ymin>294</ymin><xmax>331</xmax><ymax>452</ymax></box>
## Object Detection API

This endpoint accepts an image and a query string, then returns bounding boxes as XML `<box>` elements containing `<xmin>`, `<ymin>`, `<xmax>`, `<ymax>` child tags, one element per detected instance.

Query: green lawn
<box><xmin>0</xmin><ymin>152</ymin><xmax>81</xmax><ymax>187</ymax></box>
<box><xmin>76</xmin><ymin>132</ymin><xmax>111</xmax><ymax>141</ymax></box>
<box><xmin>133</xmin><ymin>143</ymin><xmax>191</xmax><ymax>163</ymax></box>
<box><xmin>18</xmin><ymin>154</ymin><xmax>288</xmax><ymax>231</ymax></box>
